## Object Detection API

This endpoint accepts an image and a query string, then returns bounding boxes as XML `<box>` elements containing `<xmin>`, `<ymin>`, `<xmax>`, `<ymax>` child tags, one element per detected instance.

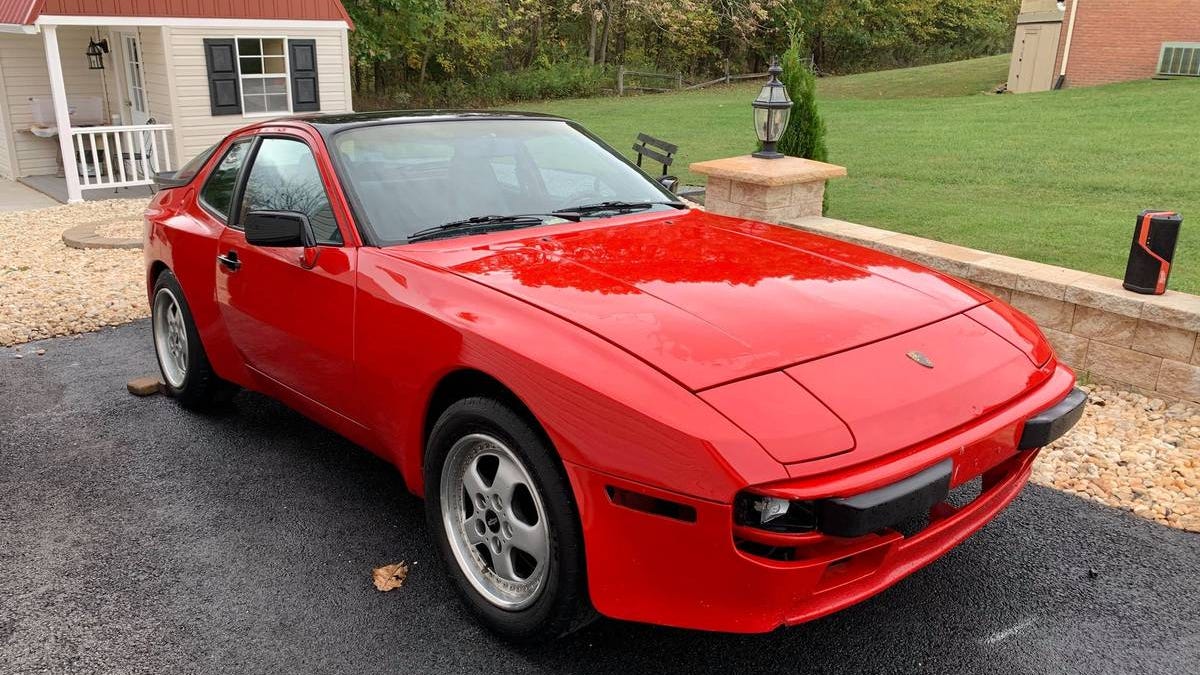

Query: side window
<box><xmin>199</xmin><ymin>140</ymin><xmax>251</xmax><ymax>221</ymax></box>
<box><xmin>238</xmin><ymin>137</ymin><xmax>341</xmax><ymax>245</ymax></box>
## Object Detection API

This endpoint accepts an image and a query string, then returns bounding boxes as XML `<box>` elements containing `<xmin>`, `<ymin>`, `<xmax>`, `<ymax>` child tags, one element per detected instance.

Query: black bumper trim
<box><xmin>1018</xmin><ymin>387</ymin><xmax>1087</xmax><ymax>450</ymax></box>
<box><xmin>815</xmin><ymin>459</ymin><xmax>953</xmax><ymax>538</ymax></box>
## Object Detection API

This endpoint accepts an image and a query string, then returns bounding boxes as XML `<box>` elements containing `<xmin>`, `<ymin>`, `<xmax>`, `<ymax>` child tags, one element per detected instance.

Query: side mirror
<box><xmin>244</xmin><ymin>211</ymin><xmax>315</xmax><ymax>248</ymax></box>
<box><xmin>657</xmin><ymin>175</ymin><xmax>680</xmax><ymax>194</ymax></box>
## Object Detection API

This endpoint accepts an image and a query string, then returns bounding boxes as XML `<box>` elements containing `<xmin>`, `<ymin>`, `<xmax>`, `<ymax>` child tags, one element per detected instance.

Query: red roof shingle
<box><xmin>0</xmin><ymin>0</ymin><xmax>43</xmax><ymax>25</ymax></box>
<box><xmin>1</xmin><ymin>0</ymin><xmax>351</xmax><ymax>26</ymax></box>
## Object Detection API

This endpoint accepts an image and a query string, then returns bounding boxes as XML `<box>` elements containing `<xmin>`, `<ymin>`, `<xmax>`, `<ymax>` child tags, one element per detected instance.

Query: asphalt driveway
<box><xmin>1</xmin><ymin>321</ymin><xmax>1197</xmax><ymax>674</ymax></box>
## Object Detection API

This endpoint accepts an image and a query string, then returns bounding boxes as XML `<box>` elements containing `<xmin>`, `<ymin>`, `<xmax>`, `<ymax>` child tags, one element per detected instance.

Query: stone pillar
<box><xmin>689</xmin><ymin>155</ymin><xmax>847</xmax><ymax>223</ymax></box>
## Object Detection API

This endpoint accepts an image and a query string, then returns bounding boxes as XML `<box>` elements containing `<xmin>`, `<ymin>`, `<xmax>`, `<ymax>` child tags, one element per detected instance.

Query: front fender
<box><xmin>353</xmin><ymin>248</ymin><xmax>787</xmax><ymax>502</ymax></box>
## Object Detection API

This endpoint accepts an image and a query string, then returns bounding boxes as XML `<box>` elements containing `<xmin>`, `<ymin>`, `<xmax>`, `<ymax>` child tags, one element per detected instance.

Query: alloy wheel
<box><xmin>440</xmin><ymin>433</ymin><xmax>550</xmax><ymax>610</ymax></box>
<box><xmin>152</xmin><ymin>287</ymin><xmax>188</xmax><ymax>388</ymax></box>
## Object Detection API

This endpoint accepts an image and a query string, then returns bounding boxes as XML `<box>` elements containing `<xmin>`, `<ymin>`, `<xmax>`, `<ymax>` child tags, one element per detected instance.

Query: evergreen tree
<box><xmin>775</xmin><ymin>38</ymin><xmax>827</xmax><ymax>163</ymax></box>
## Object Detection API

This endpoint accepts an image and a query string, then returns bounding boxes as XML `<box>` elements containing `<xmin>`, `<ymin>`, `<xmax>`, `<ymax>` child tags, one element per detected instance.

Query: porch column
<box><xmin>42</xmin><ymin>25</ymin><xmax>83</xmax><ymax>204</ymax></box>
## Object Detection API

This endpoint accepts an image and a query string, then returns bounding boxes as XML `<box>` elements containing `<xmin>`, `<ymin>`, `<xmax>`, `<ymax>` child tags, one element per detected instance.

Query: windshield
<box><xmin>330</xmin><ymin>119</ymin><xmax>676</xmax><ymax>245</ymax></box>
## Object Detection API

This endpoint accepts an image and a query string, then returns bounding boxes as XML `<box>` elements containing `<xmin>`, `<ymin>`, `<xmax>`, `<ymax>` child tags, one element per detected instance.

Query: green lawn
<box><xmin>817</xmin><ymin>54</ymin><xmax>1010</xmax><ymax>99</ymax></box>
<box><xmin>525</xmin><ymin>57</ymin><xmax>1200</xmax><ymax>293</ymax></box>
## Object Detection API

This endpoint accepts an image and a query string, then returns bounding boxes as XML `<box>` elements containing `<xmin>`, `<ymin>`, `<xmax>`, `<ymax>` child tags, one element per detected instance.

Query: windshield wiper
<box><xmin>405</xmin><ymin>200</ymin><xmax>686</xmax><ymax>243</ymax></box>
<box><xmin>407</xmin><ymin>212</ymin><xmax>581</xmax><ymax>243</ymax></box>
<box><xmin>553</xmin><ymin>200</ymin><xmax>687</xmax><ymax>217</ymax></box>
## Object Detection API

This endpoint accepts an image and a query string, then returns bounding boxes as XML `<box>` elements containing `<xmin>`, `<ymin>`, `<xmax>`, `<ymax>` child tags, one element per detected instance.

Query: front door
<box><xmin>211</xmin><ymin>133</ymin><xmax>359</xmax><ymax>420</ymax></box>
<box><xmin>119</xmin><ymin>33</ymin><xmax>150</xmax><ymax>124</ymax></box>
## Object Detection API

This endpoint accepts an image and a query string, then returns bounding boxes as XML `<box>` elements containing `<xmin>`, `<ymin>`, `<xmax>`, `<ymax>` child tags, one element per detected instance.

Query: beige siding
<box><xmin>166</xmin><ymin>26</ymin><xmax>352</xmax><ymax>162</ymax></box>
<box><xmin>97</xmin><ymin>33</ymin><xmax>122</xmax><ymax>122</ymax></box>
<box><xmin>135</xmin><ymin>26</ymin><xmax>179</xmax><ymax>165</ymax></box>
<box><xmin>0</xmin><ymin>27</ymin><xmax>119</xmax><ymax>177</ymax></box>
<box><xmin>0</xmin><ymin>33</ymin><xmax>49</xmax><ymax>176</ymax></box>
<box><xmin>102</xmin><ymin>27</ymin><xmax>171</xmax><ymax>126</ymax></box>
<box><xmin>139</xmin><ymin>27</ymin><xmax>172</xmax><ymax>127</ymax></box>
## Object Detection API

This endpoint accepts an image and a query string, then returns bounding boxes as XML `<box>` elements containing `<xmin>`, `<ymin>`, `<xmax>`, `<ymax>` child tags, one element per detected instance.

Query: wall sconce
<box><xmin>86</xmin><ymin>38</ymin><xmax>109</xmax><ymax>70</ymax></box>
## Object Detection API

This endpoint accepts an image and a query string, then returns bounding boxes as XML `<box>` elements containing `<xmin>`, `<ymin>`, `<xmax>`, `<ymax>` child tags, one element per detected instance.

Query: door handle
<box><xmin>217</xmin><ymin>251</ymin><xmax>241</xmax><ymax>271</ymax></box>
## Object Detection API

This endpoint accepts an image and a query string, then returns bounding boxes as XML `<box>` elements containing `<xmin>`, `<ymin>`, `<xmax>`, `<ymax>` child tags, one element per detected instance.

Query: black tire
<box><xmin>151</xmin><ymin>269</ymin><xmax>237</xmax><ymax>410</ymax></box>
<box><xmin>425</xmin><ymin>397</ymin><xmax>596</xmax><ymax>642</ymax></box>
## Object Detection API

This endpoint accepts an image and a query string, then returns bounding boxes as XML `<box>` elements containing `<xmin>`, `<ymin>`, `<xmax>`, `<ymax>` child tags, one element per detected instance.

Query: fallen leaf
<box><xmin>372</xmin><ymin>562</ymin><xmax>409</xmax><ymax>592</ymax></box>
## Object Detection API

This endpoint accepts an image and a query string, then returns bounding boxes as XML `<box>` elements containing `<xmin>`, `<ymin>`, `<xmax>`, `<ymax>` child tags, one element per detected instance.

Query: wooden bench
<box><xmin>632</xmin><ymin>133</ymin><xmax>678</xmax><ymax>177</ymax></box>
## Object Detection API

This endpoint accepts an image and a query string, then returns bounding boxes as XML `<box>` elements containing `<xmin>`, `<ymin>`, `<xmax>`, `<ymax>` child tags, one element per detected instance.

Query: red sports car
<box><xmin>144</xmin><ymin>111</ymin><xmax>1084</xmax><ymax>642</ymax></box>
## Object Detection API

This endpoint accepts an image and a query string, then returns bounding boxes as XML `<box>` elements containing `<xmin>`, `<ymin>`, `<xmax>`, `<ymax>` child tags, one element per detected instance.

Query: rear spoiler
<box><xmin>153</xmin><ymin>171</ymin><xmax>190</xmax><ymax>189</ymax></box>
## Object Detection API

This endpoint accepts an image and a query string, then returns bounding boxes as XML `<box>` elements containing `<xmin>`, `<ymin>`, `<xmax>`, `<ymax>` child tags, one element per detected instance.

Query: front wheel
<box><xmin>425</xmin><ymin>397</ymin><xmax>595</xmax><ymax>642</ymax></box>
<box><xmin>151</xmin><ymin>270</ymin><xmax>236</xmax><ymax>410</ymax></box>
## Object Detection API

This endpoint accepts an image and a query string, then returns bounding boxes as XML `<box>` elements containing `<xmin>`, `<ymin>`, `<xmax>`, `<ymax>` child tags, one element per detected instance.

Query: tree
<box><xmin>775</xmin><ymin>37</ymin><xmax>826</xmax><ymax>163</ymax></box>
<box><xmin>338</xmin><ymin>0</ymin><xmax>1019</xmax><ymax>108</ymax></box>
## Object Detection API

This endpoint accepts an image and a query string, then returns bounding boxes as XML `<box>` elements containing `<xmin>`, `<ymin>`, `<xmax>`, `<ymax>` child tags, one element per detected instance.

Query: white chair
<box><xmin>118</xmin><ymin>118</ymin><xmax>158</xmax><ymax>193</ymax></box>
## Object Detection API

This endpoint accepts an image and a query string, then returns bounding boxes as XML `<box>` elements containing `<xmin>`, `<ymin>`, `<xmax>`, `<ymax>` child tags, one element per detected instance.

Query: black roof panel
<box><xmin>290</xmin><ymin>109</ymin><xmax>571</xmax><ymax>138</ymax></box>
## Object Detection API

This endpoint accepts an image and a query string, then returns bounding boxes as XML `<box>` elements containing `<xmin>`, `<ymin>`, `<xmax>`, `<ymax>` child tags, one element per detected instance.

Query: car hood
<box><xmin>397</xmin><ymin>211</ymin><xmax>988</xmax><ymax>390</ymax></box>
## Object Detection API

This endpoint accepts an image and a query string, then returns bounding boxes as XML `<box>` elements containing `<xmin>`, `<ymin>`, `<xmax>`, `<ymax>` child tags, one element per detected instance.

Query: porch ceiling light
<box><xmin>86</xmin><ymin>38</ymin><xmax>109</xmax><ymax>71</ymax></box>
<box><xmin>751</xmin><ymin>56</ymin><xmax>793</xmax><ymax>159</ymax></box>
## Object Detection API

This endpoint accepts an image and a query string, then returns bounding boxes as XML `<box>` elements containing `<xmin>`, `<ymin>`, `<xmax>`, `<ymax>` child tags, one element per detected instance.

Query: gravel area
<box><xmin>0</xmin><ymin>199</ymin><xmax>149</xmax><ymax>346</ymax></box>
<box><xmin>1036</xmin><ymin>383</ymin><xmax>1199</xmax><ymax>532</ymax></box>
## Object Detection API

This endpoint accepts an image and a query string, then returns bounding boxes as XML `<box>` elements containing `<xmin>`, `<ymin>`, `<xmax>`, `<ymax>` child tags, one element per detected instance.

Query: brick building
<box><xmin>1007</xmin><ymin>0</ymin><xmax>1200</xmax><ymax>93</ymax></box>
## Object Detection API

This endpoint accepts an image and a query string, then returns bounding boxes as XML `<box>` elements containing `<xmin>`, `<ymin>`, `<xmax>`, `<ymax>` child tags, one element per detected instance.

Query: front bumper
<box><xmin>813</xmin><ymin>386</ymin><xmax>1084</xmax><ymax>538</ymax></box>
<box><xmin>565</xmin><ymin>365</ymin><xmax>1078</xmax><ymax>633</ymax></box>
<box><xmin>1018</xmin><ymin>387</ymin><xmax>1086</xmax><ymax>450</ymax></box>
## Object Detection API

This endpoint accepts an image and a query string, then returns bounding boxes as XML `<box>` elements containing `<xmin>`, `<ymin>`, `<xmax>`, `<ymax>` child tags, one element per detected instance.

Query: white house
<box><xmin>0</xmin><ymin>0</ymin><xmax>354</xmax><ymax>203</ymax></box>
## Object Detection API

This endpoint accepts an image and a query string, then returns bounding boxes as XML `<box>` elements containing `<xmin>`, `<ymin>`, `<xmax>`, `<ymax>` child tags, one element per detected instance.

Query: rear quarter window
<box><xmin>199</xmin><ymin>140</ymin><xmax>251</xmax><ymax>222</ymax></box>
<box><xmin>171</xmin><ymin>143</ymin><xmax>219</xmax><ymax>184</ymax></box>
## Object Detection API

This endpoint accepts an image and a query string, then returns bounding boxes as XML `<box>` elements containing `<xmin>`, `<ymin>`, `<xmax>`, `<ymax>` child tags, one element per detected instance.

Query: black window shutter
<box><xmin>288</xmin><ymin>39</ymin><xmax>320</xmax><ymax>113</ymax></box>
<box><xmin>204</xmin><ymin>39</ymin><xmax>241</xmax><ymax>116</ymax></box>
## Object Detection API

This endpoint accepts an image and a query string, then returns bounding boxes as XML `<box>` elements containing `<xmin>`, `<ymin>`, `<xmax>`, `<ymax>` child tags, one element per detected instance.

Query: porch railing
<box><xmin>70</xmin><ymin>124</ymin><xmax>175</xmax><ymax>191</ymax></box>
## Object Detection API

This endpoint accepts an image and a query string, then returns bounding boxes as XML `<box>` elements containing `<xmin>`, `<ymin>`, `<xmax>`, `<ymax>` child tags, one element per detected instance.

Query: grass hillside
<box><xmin>818</xmin><ymin>54</ymin><xmax>1010</xmax><ymax>99</ymax></box>
<box><xmin>527</xmin><ymin>59</ymin><xmax>1200</xmax><ymax>292</ymax></box>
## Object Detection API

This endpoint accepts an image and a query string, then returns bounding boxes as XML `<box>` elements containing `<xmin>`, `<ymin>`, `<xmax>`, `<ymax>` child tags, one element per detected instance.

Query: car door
<box><xmin>211</xmin><ymin>130</ymin><xmax>360</xmax><ymax>421</ymax></box>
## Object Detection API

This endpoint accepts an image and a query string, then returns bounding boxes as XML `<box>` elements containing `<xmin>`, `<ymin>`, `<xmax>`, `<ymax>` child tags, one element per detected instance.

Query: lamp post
<box><xmin>751</xmin><ymin>57</ymin><xmax>792</xmax><ymax>159</ymax></box>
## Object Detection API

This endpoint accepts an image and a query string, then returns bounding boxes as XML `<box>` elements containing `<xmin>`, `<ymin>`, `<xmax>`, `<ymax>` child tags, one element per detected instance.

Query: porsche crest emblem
<box><xmin>906</xmin><ymin>350</ymin><xmax>934</xmax><ymax>368</ymax></box>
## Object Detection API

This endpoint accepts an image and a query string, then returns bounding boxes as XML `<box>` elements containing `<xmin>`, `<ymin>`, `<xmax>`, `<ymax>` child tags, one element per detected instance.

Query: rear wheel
<box><xmin>151</xmin><ymin>270</ymin><xmax>236</xmax><ymax>409</ymax></box>
<box><xmin>425</xmin><ymin>397</ymin><xmax>595</xmax><ymax>642</ymax></box>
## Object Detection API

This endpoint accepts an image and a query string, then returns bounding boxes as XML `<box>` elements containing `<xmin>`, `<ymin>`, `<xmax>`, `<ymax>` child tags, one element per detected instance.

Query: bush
<box><xmin>775</xmin><ymin>43</ymin><xmax>827</xmax><ymax>164</ymax></box>
<box><xmin>357</xmin><ymin>62</ymin><xmax>611</xmax><ymax>111</ymax></box>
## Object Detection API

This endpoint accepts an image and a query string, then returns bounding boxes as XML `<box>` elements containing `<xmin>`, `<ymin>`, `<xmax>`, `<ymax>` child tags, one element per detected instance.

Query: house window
<box><xmin>236</xmin><ymin>38</ymin><xmax>290</xmax><ymax>114</ymax></box>
<box><xmin>204</xmin><ymin>37</ymin><xmax>321</xmax><ymax>117</ymax></box>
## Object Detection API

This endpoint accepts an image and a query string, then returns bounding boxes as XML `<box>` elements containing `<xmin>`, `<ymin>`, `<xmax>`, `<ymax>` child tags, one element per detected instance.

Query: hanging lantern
<box><xmin>751</xmin><ymin>56</ymin><xmax>793</xmax><ymax>159</ymax></box>
<box><xmin>86</xmin><ymin>38</ymin><xmax>108</xmax><ymax>70</ymax></box>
